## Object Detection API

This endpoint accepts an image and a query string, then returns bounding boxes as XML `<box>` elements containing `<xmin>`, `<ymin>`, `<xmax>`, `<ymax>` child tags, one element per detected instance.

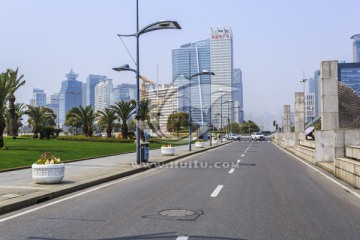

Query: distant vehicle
<box><xmin>227</xmin><ymin>134</ymin><xmax>241</xmax><ymax>140</ymax></box>
<box><xmin>251</xmin><ymin>132</ymin><xmax>265</xmax><ymax>141</ymax></box>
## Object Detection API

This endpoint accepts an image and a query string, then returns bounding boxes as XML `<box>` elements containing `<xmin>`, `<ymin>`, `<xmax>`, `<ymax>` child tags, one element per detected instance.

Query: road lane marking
<box><xmin>176</xmin><ymin>236</ymin><xmax>189</xmax><ymax>240</ymax></box>
<box><xmin>0</xmin><ymin>143</ymin><xmax>232</xmax><ymax>223</ymax></box>
<box><xmin>237</xmin><ymin>159</ymin><xmax>241</xmax><ymax>163</ymax></box>
<box><xmin>241</xmin><ymin>154</ymin><xmax>245</xmax><ymax>157</ymax></box>
<box><xmin>273</xmin><ymin>143</ymin><xmax>360</xmax><ymax>199</ymax></box>
<box><xmin>211</xmin><ymin>185</ymin><xmax>224</xmax><ymax>197</ymax></box>
<box><xmin>228</xmin><ymin>168</ymin><xmax>235</xmax><ymax>174</ymax></box>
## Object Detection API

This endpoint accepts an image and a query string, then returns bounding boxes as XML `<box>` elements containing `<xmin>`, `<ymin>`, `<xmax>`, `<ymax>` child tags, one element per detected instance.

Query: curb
<box><xmin>0</xmin><ymin>141</ymin><xmax>232</xmax><ymax>216</ymax></box>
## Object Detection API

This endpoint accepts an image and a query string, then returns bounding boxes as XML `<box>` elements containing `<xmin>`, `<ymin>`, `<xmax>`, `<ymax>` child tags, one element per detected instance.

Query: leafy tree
<box><xmin>111</xmin><ymin>100</ymin><xmax>135</xmax><ymax>139</ymax></box>
<box><xmin>139</xmin><ymin>99</ymin><xmax>151</xmax><ymax>141</ymax></box>
<box><xmin>167</xmin><ymin>112</ymin><xmax>189</xmax><ymax>136</ymax></box>
<box><xmin>64</xmin><ymin>108</ymin><xmax>83</xmax><ymax>135</ymax></box>
<box><xmin>0</xmin><ymin>72</ymin><xmax>13</xmax><ymax>147</ymax></box>
<box><xmin>240</xmin><ymin>120</ymin><xmax>260</xmax><ymax>134</ymax></box>
<box><xmin>4</xmin><ymin>68</ymin><xmax>25</xmax><ymax>139</ymax></box>
<box><xmin>224</xmin><ymin>122</ymin><xmax>241</xmax><ymax>134</ymax></box>
<box><xmin>25</xmin><ymin>106</ymin><xmax>56</xmax><ymax>138</ymax></box>
<box><xmin>97</xmin><ymin>108</ymin><xmax>117</xmax><ymax>138</ymax></box>
<box><xmin>67</xmin><ymin>105</ymin><xmax>97</xmax><ymax>137</ymax></box>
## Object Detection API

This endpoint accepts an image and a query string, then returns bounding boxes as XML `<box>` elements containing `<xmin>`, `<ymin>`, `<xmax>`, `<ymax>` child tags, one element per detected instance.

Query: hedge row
<box><xmin>57</xmin><ymin>136</ymin><xmax>134</xmax><ymax>143</ymax></box>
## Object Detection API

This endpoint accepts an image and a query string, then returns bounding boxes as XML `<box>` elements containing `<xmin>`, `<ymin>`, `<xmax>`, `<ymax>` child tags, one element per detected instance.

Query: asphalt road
<box><xmin>2</xmin><ymin>141</ymin><xmax>360</xmax><ymax>240</ymax></box>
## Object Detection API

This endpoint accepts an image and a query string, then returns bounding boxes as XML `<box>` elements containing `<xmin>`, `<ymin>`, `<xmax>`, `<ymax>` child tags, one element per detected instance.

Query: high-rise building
<box><xmin>338</xmin><ymin>62</ymin><xmax>360</xmax><ymax>95</ymax></box>
<box><xmin>110</xmin><ymin>83</ymin><xmax>137</xmax><ymax>105</ymax></box>
<box><xmin>30</xmin><ymin>88</ymin><xmax>46</xmax><ymax>107</ymax></box>
<box><xmin>82</xmin><ymin>83</ymin><xmax>87</xmax><ymax>107</ymax></box>
<box><xmin>306</xmin><ymin>93</ymin><xmax>315</xmax><ymax>123</ymax></box>
<box><xmin>95</xmin><ymin>79</ymin><xmax>113</xmax><ymax>112</ymax></box>
<box><xmin>210</xmin><ymin>26</ymin><xmax>234</xmax><ymax>126</ymax></box>
<box><xmin>233</xmin><ymin>69</ymin><xmax>244</xmax><ymax>124</ymax></box>
<box><xmin>59</xmin><ymin>69</ymin><xmax>83</xmax><ymax>124</ymax></box>
<box><xmin>86</xmin><ymin>74</ymin><xmax>106</xmax><ymax>107</ymax></box>
<box><xmin>45</xmin><ymin>93</ymin><xmax>60</xmax><ymax>127</ymax></box>
<box><xmin>172</xmin><ymin>39</ymin><xmax>211</xmax><ymax>125</ymax></box>
<box><xmin>146</xmin><ymin>84</ymin><xmax>178</xmax><ymax>132</ymax></box>
<box><xmin>351</xmin><ymin>34</ymin><xmax>360</xmax><ymax>63</ymax></box>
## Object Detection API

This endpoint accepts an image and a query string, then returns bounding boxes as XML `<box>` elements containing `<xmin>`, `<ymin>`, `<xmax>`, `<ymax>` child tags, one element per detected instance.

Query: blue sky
<box><xmin>1</xmin><ymin>0</ymin><xmax>359</xmax><ymax>127</ymax></box>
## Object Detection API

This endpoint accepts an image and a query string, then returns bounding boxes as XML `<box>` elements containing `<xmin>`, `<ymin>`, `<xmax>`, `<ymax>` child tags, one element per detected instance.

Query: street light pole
<box><xmin>187</xmin><ymin>70</ymin><xmax>215</xmax><ymax>151</ymax></box>
<box><xmin>115</xmin><ymin>12</ymin><xmax>181</xmax><ymax>164</ymax></box>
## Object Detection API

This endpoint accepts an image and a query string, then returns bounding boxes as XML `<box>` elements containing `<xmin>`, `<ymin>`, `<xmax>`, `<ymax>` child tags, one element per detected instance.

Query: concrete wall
<box><xmin>284</xmin><ymin>105</ymin><xmax>291</xmax><ymax>133</ymax></box>
<box><xmin>320</xmin><ymin>61</ymin><xmax>339</xmax><ymax>131</ymax></box>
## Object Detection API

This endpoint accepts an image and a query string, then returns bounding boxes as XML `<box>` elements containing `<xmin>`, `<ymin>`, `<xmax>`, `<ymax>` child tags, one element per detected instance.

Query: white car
<box><xmin>251</xmin><ymin>132</ymin><xmax>265</xmax><ymax>141</ymax></box>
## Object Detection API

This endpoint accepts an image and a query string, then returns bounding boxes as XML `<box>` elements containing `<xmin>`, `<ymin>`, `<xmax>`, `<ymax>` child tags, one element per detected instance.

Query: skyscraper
<box><xmin>233</xmin><ymin>69</ymin><xmax>244</xmax><ymax>124</ymax></box>
<box><xmin>30</xmin><ymin>88</ymin><xmax>46</xmax><ymax>107</ymax></box>
<box><xmin>338</xmin><ymin>62</ymin><xmax>360</xmax><ymax>95</ymax></box>
<box><xmin>95</xmin><ymin>79</ymin><xmax>113</xmax><ymax>112</ymax></box>
<box><xmin>172</xmin><ymin>39</ymin><xmax>211</xmax><ymax>125</ymax></box>
<box><xmin>351</xmin><ymin>34</ymin><xmax>360</xmax><ymax>63</ymax></box>
<box><xmin>210</xmin><ymin>26</ymin><xmax>233</xmax><ymax>126</ymax></box>
<box><xmin>110</xmin><ymin>83</ymin><xmax>137</xmax><ymax>105</ymax></box>
<box><xmin>59</xmin><ymin>69</ymin><xmax>82</xmax><ymax>124</ymax></box>
<box><xmin>86</xmin><ymin>74</ymin><xmax>106</xmax><ymax>107</ymax></box>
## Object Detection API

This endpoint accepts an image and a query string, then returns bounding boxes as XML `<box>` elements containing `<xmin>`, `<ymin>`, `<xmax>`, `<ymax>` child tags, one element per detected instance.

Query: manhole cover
<box><xmin>159</xmin><ymin>209</ymin><xmax>196</xmax><ymax>217</ymax></box>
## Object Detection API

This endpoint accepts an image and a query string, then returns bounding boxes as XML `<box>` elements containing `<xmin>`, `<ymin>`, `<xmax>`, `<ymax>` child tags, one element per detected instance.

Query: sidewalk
<box><xmin>0</xmin><ymin>141</ymin><xmax>231</xmax><ymax>215</ymax></box>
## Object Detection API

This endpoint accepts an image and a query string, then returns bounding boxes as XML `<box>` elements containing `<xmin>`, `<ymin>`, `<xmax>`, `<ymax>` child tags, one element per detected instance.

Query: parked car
<box><xmin>251</xmin><ymin>132</ymin><xmax>265</xmax><ymax>141</ymax></box>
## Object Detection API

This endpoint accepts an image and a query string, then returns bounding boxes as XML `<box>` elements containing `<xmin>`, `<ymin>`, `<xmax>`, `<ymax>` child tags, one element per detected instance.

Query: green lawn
<box><xmin>0</xmin><ymin>138</ymin><xmax>187</xmax><ymax>170</ymax></box>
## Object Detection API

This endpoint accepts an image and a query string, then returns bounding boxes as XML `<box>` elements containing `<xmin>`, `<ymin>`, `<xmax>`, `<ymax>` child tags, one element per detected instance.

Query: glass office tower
<box><xmin>210</xmin><ymin>26</ymin><xmax>233</xmax><ymax>128</ymax></box>
<box><xmin>351</xmin><ymin>34</ymin><xmax>360</xmax><ymax>63</ymax></box>
<box><xmin>59</xmin><ymin>69</ymin><xmax>83</xmax><ymax>124</ymax></box>
<box><xmin>172</xmin><ymin>39</ymin><xmax>211</xmax><ymax>125</ymax></box>
<box><xmin>338</xmin><ymin>62</ymin><xmax>360</xmax><ymax>95</ymax></box>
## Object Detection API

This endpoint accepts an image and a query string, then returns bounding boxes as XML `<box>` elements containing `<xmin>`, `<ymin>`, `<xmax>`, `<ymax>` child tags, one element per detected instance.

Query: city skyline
<box><xmin>1</xmin><ymin>0</ymin><xmax>360</xmax><ymax>128</ymax></box>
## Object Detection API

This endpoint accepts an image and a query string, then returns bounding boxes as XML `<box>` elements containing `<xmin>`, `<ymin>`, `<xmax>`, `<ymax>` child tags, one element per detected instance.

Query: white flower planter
<box><xmin>161</xmin><ymin>147</ymin><xmax>175</xmax><ymax>156</ymax></box>
<box><xmin>212</xmin><ymin>140</ymin><xmax>219</xmax><ymax>145</ymax></box>
<box><xmin>32</xmin><ymin>163</ymin><xmax>65</xmax><ymax>184</ymax></box>
<box><xmin>195</xmin><ymin>142</ymin><xmax>205</xmax><ymax>148</ymax></box>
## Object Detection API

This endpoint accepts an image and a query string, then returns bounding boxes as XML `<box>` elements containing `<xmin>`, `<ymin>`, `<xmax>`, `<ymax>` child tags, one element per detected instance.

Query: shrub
<box><xmin>57</xmin><ymin>136</ymin><xmax>134</xmax><ymax>143</ymax></box>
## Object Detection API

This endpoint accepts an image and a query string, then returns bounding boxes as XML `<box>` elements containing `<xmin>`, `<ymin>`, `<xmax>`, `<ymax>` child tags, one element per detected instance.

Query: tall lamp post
<box><xmin>114</xmin><ymin>4</ymin><xmax>181</xmax><ymax>164</ymax></box>
<box><xmin>300</xmin><ymin>77</ymin><xmax>308</xmax><ymax>94</ymax></box>
<box><xmin>213</xmin><ymin>89</ymin><xmax>228</xmax><ymax>143</ymax></box>
<box><xmin>222</xmin><ymin>99</ymin><xmax>234</xmax><ymax>139</ymax></box>
<box><xmin>187</xmin><ymin>70</ymin><xmax>215</xmax><ymax>151</ymax></box>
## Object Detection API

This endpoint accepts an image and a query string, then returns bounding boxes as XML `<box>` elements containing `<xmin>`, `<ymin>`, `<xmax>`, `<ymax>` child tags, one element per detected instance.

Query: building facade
<box><xmin>30</xmin><ymin>88</ymin><xmax>46</xmax><ymax>107</ymax></box>
<box><xmin>233</xmin><ymin>68</ymin><xmax>244</xmax><ymax>124</ymax></box>
<box><xmin>110</xmin><ymin>83</ymin><xmax>137</xmax><ymax>105</ymax></box>
<box><xmin>95</xmin><ymin>79</ymin><xmax>113</xmax><ymax>112</ymax></box>
<box><xmin>86</xmin><ymin>74</ymin><xmax>106</xmax><ymax>107</ymax></box>
<box><xmin>172</xmin><ymin>39</ymin><xmax>211</xmax><ymax>126</ymax></box>
<box><xmin>146</xmin><ymin>84</ymin><xmax>178</xmax><ymax>133</ymax></box>
<box><xmin>210</xmin><ymin>26</ymin><xmax>234</xmax><ymax>127</ymax></box>
<box><xmin>351</xmin><ymin>34</ymin><xmax>360</xmax><ymax>63</ymax></box>
<box><xmin>306</xmin><ymin>93</ymin><xmax>315</xmax><ymax>123</ymax></box>
<box><xmin>59</xmin><ymin>69</ymin><xmax>83</xmax><ymax>124</ymax></box>
<box><xmin>338</xmin><ymin>62</ymin><xmax>360</xmax><ymax>96</ymax></box>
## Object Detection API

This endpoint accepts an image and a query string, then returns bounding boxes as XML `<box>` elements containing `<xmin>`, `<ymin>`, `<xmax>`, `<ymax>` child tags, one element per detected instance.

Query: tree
<box><xmin>64</xmin><ymin>108</ymin><xmax>83</xmax><ymax>135</ymax></box>
<box><xmin>139</xmin><ymin>99</ymin><xmax>151</xmax><ymax>141</ymax></box>
<box><xmin>224</xmin><ymin>122</ymin><xmax>241</xmax><ymax>134</ymax></box>
<box><xmin>0</xmin><ymin>71</ymin><xmax>13</xmax><ymax>147</ymax></box>
<box><xmin>67</xmin><ymin>106</ymin><xmax>97</xmax><ymax>137</ymax></box>
<box><xmin>111</xmin><ymin>100</ymin><xmax>135</xmax><ymax>139</ymax></box>
<box><xmin>240</xmin><ymin>120</ymin><xmax>260</xmax><ymax>134</ymax></box>
<box><xmin>97</xmin><ymin>108</ymin><xmax>117</xmax><ymax>138</ymax></box>
<box><xmin>25</xmin><ymin>106</ymin><xmax>56</xmax><ymax>138</ymax></box>
<box><xmin>5</xmin><ymin>68</ymin><xmax>25</xmax><ymax>139</ymax></box>
<box><xmin>167</xmin><ymin>112</ymin><xmax>189</xmax><ymax>136</ymax></box>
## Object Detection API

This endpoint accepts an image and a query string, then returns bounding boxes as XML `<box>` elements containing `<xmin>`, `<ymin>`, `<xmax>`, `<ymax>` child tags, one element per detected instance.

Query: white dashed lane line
<box><xmin>211</xmin><ymin>185</ymin><xmax>224</xmax><ymax>197</ymax></box>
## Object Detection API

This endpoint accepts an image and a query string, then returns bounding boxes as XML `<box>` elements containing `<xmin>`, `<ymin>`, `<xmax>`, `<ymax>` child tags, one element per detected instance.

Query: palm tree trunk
<box><xmin>121</xmin><ymin>122</ymin><xmax>128</xmax><ymax>139</ymax></box>
<box><xmin>0</xmin><ymin>115</ymin><xmax>6</xmax><ymax>148</ymax></box>
<box><xmin>8</xmin><ymin>94</ymin><xmax>16</xmax><ymax>139</ymax></box>
<box><xmin>107</xmin><ymin>126</ymin><xmax>112</xmax><ymax>138</ymax></box>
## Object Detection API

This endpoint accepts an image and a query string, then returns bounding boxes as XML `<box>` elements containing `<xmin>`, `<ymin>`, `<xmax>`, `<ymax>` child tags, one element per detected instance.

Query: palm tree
<box><xmin>139</xmin><ymin>99</ymin><xmax>151</xmax><ymax>141</ymax></box>
<box><xmin>67</xmin><ymin>106</ymin><xmax>97</xmax><ymax>137</ymax></box>
<box><xmin>15</xmin><ymin>103</ymin><xmax>26</xmax><ymax>136</ymax></box>
<box><xmin>111</xmin><ymin>100</ymin><xmax>135</xmax><ymax>139</ymax></box>
<box><xmin>97</xmin><ymin>108</ymin><xmax>117</xmax><ymax>138</ymax></box>
<box><xmin>0</xmin><ymin>72</ymin><xmax>13</xmax><ymax>147</ymax></box>
<box><xmin>25</xmin><ymin>106</ymin><xmax>56</xmax><ymax>138</ymax></box>
<box><xmin>5</xmin><ymin>68</ymin><xmax>25</xmax><ymax>139</ymax></box>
